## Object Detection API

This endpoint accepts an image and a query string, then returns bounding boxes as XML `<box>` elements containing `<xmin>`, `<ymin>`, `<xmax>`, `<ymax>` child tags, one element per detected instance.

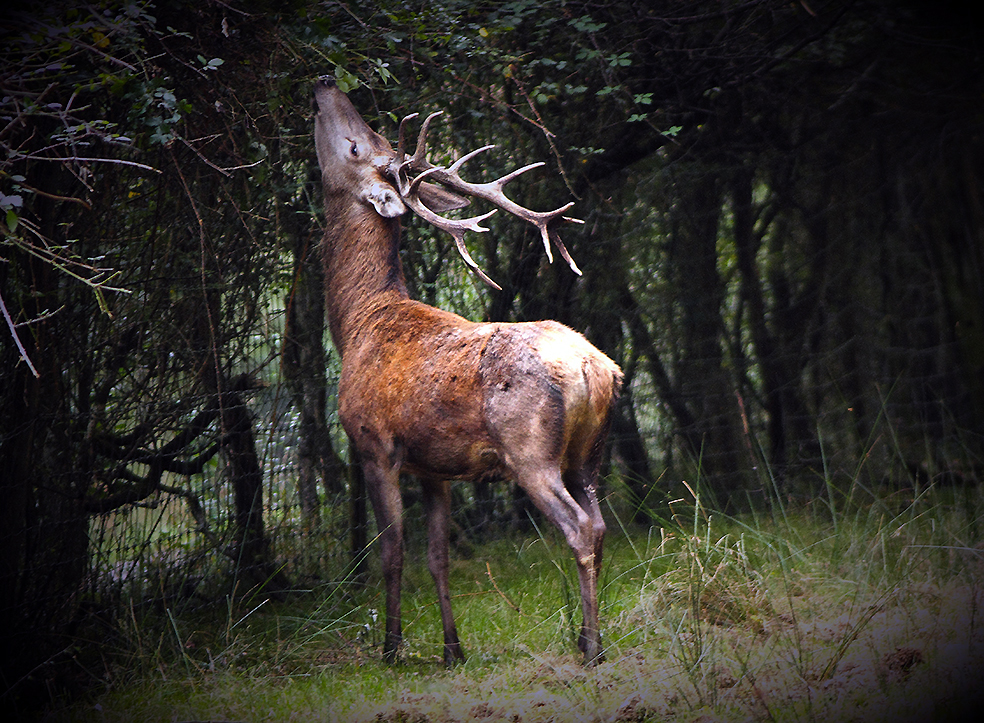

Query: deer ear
<box><xmin>417</xmin><ymin>181</ymin><xmax>470</xmax><ymax>212</ymax></box>
<box><xmin>365</xmin><ymin>181</ymin><xmax>407</xmax><ymax>218</ymax></box>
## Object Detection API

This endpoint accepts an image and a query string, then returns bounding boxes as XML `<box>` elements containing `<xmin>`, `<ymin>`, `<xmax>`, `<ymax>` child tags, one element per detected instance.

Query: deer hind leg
<box><xmin>565</xmin><ymin>466</ymin><xmax>606</xmax><ymax>664</ymax></box>
<box><xmin>362</xmin><ymin>456</ymin><xmax>405</xmax><ymax>663</ymax></box>
<box><xmin>515</xmin><ymin>464</ymin><xmax>606</xmax><ymax>666</ymax></box>
<box><xmin>421</xmin><ymin>478</ymin><xmax>465</xmax><ymax>665</ymax></box>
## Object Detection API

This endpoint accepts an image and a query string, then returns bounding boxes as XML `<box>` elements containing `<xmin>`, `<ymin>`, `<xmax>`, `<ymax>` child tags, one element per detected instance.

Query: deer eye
<box><xmin>349</xmin><ymin>141</ymin><xmax>359</xmax><ymax>158</ymax></box>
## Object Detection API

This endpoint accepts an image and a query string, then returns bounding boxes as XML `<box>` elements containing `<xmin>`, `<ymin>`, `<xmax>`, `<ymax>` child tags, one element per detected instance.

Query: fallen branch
<box><xmin>486</xmin><ymin>562</ymin><xmax>522</xmax><ymax>614</ymax></box>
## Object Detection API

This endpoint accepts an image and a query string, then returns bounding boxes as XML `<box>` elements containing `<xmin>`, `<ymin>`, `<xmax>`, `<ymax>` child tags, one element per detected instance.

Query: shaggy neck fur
<box><xmin>320</xmin><ymin>189</ymin><xmax>408</xmax><ymax>358</ymax></box>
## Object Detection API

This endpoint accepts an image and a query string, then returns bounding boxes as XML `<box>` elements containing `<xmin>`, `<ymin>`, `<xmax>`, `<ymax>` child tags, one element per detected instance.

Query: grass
<box><xmin>37</xmin><ymin>476</ymin><xmax>984</xmax><ymax>722</ymax></box>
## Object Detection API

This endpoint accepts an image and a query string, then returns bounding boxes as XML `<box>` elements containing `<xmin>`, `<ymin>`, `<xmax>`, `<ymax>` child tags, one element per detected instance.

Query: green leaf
<box><xmin>0</xmin><ymin>193</ymin><xmax>23</xmax><ymax>209</ymax></box>
<box><xmin>334</xmin><ymin>67</ymin><xmax>359</xmax><ymax>93</ymax></box>
<box><xmin>570</xmin><ymin>16</ymin><xmax>607</xmax><ymax>33</ymax></box>
<box><xmin>6</xmin><ymin>209</ymin><xmax>18</xmax><ymax>234</ymax></box>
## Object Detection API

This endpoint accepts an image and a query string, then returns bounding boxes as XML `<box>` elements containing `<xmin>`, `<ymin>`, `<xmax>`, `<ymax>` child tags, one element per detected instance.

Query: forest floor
<box><xmin>37</xmin><ymin>486</ymin><xmax>984</xmax><ymax>722</ymax></box>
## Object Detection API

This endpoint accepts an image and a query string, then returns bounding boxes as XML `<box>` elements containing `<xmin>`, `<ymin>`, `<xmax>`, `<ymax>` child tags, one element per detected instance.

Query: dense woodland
<box><xmin>2</xmin><ymin>0</ymin><xmax>982</xmax><ymax>705</ymax></box>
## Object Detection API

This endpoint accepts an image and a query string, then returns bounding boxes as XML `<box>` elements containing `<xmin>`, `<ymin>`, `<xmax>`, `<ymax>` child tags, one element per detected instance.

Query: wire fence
<box><xmin>2</xmin><ymin>241</ymin><xmax>981</xmax><ymax>704</ymax></box>
<box><xmin>71</xmin><ymin>330</ymin><xmax>981</xmax><ymax>626</ymax></box>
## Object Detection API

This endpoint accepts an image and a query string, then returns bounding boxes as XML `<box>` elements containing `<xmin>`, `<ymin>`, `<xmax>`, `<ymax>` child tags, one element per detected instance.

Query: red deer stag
<box><xmin>312</xmin><ymin>77</ymin><xmax>622</xmax><ymax>666</ymax></box>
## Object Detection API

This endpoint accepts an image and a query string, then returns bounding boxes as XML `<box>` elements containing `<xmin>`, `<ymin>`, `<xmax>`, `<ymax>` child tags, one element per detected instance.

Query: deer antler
<box><xmin>390</xmin><ymin>111</ymin><xmax>584</xmax><ymax>289</ymax></box>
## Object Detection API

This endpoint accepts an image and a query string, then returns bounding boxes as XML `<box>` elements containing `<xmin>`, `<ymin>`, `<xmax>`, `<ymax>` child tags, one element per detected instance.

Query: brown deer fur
<box><xmin>313</xmin><ymin>78</ymin><xmax>622</xmax><ymax>665</ymax></box>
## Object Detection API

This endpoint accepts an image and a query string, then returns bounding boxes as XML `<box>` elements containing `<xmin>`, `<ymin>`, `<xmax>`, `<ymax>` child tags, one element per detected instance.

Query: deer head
<box><xmin>314</xmin><ymin>78</ymin><xmax>469</xmax><ymax>217</ymax></box>
<box><xmin>313</xmin><ymin>76</ymin><xmax>583</xmax><ymax>289</ymax></box>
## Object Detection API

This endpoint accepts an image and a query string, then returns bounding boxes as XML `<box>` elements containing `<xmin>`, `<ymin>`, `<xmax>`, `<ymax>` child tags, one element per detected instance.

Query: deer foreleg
<box><xmin>364</xmin><ymin>459</ymin><xmax>404</xmax><ymax>662</ymax></box>
<box><xmin>422</xmin><ymin>478</ymin><xmax>465</xmax><ymax>665</ymax></box>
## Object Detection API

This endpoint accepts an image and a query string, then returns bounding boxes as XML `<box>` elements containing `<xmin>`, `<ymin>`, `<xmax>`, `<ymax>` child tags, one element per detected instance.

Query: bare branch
<box><xmin>10</xmin><ymin>153</ymin><xmax>162</xmax><ymax>174</ymax></box>
<box><xmin>0</xmin><ymin>289</ymin><xmax>40</xmax><ymax>378</ymax></box>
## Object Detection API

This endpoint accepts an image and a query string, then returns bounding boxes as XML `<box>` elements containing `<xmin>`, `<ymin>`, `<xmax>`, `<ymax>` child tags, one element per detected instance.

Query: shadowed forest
<box><xmin>1</xmin><ymin>1</ymin><xmax>982</xmax><ymax>719</ymax></box>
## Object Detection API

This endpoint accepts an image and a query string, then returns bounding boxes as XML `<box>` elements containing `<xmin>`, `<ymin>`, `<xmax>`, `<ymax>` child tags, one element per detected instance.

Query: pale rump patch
<box><xmin>529</xmin><ymin>320</ymin><xmax>623</xmax><ymax>457</ymax></box>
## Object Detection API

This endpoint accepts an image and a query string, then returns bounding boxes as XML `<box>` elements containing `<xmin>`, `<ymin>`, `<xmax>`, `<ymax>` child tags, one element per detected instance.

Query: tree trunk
<box><xmin>611</xmin><ymin>382</ymin><xmax>661</xmax><ymax>523</ymax></box>
<box><xmin>670</xmin><ymin>174</ymin><xmax>749</xmax><ymax>505</ymax></box>
<box><xmin>283</xmin><ymin>205</ymin><xmax>347</xmax><ymax>531</ymax></box>
<box><xmin>0</xmin><ymin>202</ymin><xmax>91</xmax><ymax>703</ymax></box>
<box><xmin>222</xmin><ymin>386</ymin><xmax>263</xmax><ymax>572</ymax></box>
<box><xmin>732</xmin><ymin>168</ymin><xmax>822</xmax><ymax>488</ymax></box>
<box><xmin>347</xmin><ymin>442</ymin><xmax>369</xmax><ymax>576</ymax></box>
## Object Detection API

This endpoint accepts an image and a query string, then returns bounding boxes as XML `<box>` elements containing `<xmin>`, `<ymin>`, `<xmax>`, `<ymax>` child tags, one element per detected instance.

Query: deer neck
<box><xmin>320</xmin><ymin>197</ymin><xmax>409</xmax><ymax>358</ymax></box>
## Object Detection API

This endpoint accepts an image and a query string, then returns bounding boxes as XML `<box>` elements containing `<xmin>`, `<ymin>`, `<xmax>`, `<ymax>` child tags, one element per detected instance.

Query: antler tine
<box><xmin>451</xmin><ymin>233</ymin><xmax>502</xmax><ymax>290</ymax></box>
<box><xmin>411</xmin><ymin>111</ymin><xmax>444</xmax><ymax>167</ymax></box>
<box><xmin>392</xmin><ymin>110</ymin><xmax>445</xmax><ymax>196</ymax></box>
<box><xmin>447</xmin><ymin>144</ymin><xmax>496</xmax><ymax>174</ymax></box>
<box><xmin>549</xmin><ymin>222</ymin><xmax>584</xmax><ymax>275</ymax></box>
<box><xmin>406</xmin><ymin>164</ymin><xmax>456</xmax><ymax>194</ymax></box>
<box><xmin>406</xmin><ymin>165</ymin><xmax>500</xmax><ymax>231</ymax></box>
<box><xmin>493</xmin><ymin>161</ymin><xmax>545</xmax><ymax>187</ymax></box>
<box><xmin>395</xmin><ymin>112</ymin><xmax>419</xmax><ymax>162</ymax></box>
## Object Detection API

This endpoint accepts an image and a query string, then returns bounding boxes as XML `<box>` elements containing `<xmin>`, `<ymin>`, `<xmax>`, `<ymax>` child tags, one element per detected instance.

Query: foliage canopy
<box><xmin>1</xmin><ymin>0</ymin><xmax>981</xmax><ymax>711</ymax></box>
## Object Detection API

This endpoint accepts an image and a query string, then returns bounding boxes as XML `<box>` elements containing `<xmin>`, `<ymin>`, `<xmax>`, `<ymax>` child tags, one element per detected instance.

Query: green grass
<box><xmin>41</xmin><ymin>478</ymin><xmax>984</xmax><ymax>722</ymax></box>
